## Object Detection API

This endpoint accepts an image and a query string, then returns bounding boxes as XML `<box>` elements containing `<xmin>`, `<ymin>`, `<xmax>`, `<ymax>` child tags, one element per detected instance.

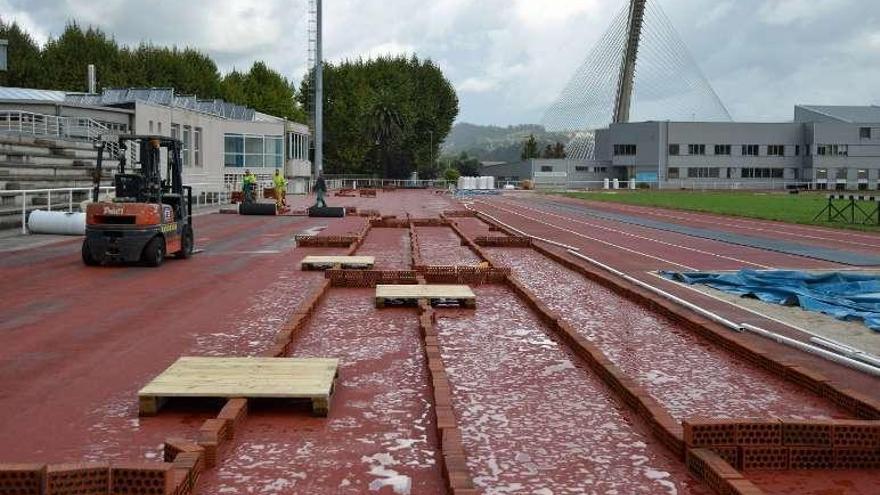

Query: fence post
<box><xmin>68</xmin><ymin>189</ymin><xmax>73</xmax><ymax>212</ymax></box>
<box><xmin>47</xmin><ymin>190</ymin><xmax>51</xmax><ymax>211</ymax></box>
<box><xmin>21</xmin><ymin>191</ymin><xmax>27</xmax><ymax>234</ymax></box>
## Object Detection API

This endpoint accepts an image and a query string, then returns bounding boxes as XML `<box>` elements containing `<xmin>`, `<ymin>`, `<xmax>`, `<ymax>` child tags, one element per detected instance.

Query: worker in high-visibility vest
<box><xmin>242</xmin><ymin>170</ymin><xmax>258</xmax><ymax>203</ymax></box>
<box><xmin>273</xmin><ymin>169</ymin><xmax>288</xmax><ymax>208</ymax></box>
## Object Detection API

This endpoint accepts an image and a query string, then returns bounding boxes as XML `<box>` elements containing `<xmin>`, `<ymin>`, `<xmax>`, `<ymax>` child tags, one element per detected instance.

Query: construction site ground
<box><xmin>0</xmin><ymin>188</ymin><xmax>878</xmax><ymax>495</ymax></box>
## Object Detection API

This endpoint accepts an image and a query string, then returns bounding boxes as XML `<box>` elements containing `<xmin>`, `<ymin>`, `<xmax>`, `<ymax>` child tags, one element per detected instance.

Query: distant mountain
<box><xmin>441</xmin><ymin>123</ymin><xmax>569</xmax><ymax>163</ymax></box>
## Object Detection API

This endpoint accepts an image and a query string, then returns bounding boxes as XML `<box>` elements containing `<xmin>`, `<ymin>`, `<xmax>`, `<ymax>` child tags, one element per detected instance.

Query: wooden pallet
<box><xmin>375</xmin><ymin>284</ymin><xmax>476</xmax><ymax>308</ymax></box>
<box><xmin>301</xmin><ymin>255</ymin><xmax>375</xmax><ymax>270</ymax></box>
<box><xmin>138</xmin><ymin>357</ymin><xmax>339</xmax><ymax>417</ymax></box>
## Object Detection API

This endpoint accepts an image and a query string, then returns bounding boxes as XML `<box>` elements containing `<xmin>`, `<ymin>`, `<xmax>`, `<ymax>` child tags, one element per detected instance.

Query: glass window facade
<box><xmin>224</xmin><ymin>134</ymin><xmax>284</xmax><ymax>168</ymax></box>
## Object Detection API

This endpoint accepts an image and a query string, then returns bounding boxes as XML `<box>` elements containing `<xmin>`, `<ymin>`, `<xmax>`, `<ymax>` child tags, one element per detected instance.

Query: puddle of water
<box><xmin>488</xmin><ymin>248</ymin><xmax>850</xmax><ymax>421</ymax></box>
<box><xmin>435</xmin><ymin>285</ymin><xmax>707</xmax><ymax>494</ymax></box>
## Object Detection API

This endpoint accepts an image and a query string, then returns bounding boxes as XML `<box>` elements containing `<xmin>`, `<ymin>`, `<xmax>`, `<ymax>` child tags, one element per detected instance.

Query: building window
<box><xmin>687</xmin><ymin>167</ymin><xmax>720</xmax><ymax>178</ymax></box>
<box><xmin>265</xmin><ymin>136</ymin><xmax>283</xmax><ymax>168</ymax></box>
<box><xmin>742</xmin><ymin>144</ymin><xmax>759</xmax><ymax>156</ymax></box>
<box><xmin>194</xmin><ymin>128</ymin><xmax>202</xmax><ymax>167</ymax></box>
<box><xmin>224</xmin><ymin>134</ymin><xmax>245</xmax><ymax>167</ymax></box>
<box><xmin>596</xmin><ymin>167</ymin><xmax>607</xmax><ymax>173</ymax></box>
<box><xmin>667</xmin><ymin>167</ymin><xmax>680</xmax><ymax>179</ymax></box>
<box><xmin>148</xmin><ymin>120</ymin><xmax>154</xmax><ymax>133</ymax></box>
<box><xmin>817</xmin><ymin>144</ymin><xmax>848</xmax><ymax>156</ymax></box>
<box><xmin>714</xmin><ymin>145</ymin><xmax>731</xmax><ymax>155</ymax></box>
<box><xmin>170</xmin><ymin>123</ymin><xmax>179</xmax><ymax>140</ymax></box>
<box><xmin>836</xmin><ymin>168</ymin><xmax>848</xmax><ymax>180</ymax></box>
<box><xmin>575</xmin><ymin>166</ymin><xmax>589</xmax><ymax>172</ymax></box>
<box><xmin>669</xmin><ymin>144</ymin><xmax>679</xmax><ymax>155</ymax></box>
<box><xmin>860</xmin><ymin>127</ymin><xmax>871</xmax><ymax>139</ymax></box>
<box><xmin>157</xmin><ymin>122</ymin><xmax>162</xmax><ymax>134</ymax></box>
<box><xmin>688</xmin><ymin>144</ymin><xmax>706</xmax><ymax>155</ymax></box>
<box><xmin>613</xmin><ymin>144</ymin><xmax>637</xmax><ymax>156</ymax></box>
<box><xmin>741</xmin><ymin>168</ymin><xmax>783</xmax><ymax>179</ymax></box>
<box><xmin>795</xmin><ymin>145</ymin><xmax>800</xmax><ymax>156</ymax></box>
<box><xmin>816</xmin><ymin>168</ymin><xmax>828</xmax><ymax>180</ymax></box>
<box><xmin>540</xmin><ymin>165</ymin><xmax>553</xmax><ymax>172</ymax></box>
<box><xmin>858</xmin><ymin>169</ymin><xmax>868</xmax><ymax>180</ymax></box>
<box><xmin>767</xmin><ymin>145</ymin><xmax>785</xmax><ymax>157</ymax></box>
<box><xmin>182</xmin><ymin>126</ymin><xmax>191</xmax><ymax>167</ymax></box>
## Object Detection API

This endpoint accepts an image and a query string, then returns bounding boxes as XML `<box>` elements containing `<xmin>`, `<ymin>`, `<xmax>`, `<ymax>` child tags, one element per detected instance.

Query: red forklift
<box><xmin>82</xmin><ymin>136</ymin><xmax>194</xmax><ymax>267</ymax></box>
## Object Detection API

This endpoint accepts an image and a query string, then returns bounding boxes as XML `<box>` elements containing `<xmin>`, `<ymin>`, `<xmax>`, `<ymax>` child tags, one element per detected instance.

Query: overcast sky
<box><xmin>2</xmin><ymin>0</ymin><xmax>878</xmax><ymax>125</ymax></box>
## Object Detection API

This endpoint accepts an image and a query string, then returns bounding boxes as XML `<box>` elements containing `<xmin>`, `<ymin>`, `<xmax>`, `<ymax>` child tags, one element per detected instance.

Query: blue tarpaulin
<box><xmin>661</xmin><ymin>270</ymin><xmax>880</xmax><ymax>332</ymax></box>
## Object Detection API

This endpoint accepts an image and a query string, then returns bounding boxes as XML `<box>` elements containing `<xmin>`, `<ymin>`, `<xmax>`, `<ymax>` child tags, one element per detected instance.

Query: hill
<box><xmin>442</xmin><ymin>122</ymin><xmax>569</xmax><ymax>162</ymax></box>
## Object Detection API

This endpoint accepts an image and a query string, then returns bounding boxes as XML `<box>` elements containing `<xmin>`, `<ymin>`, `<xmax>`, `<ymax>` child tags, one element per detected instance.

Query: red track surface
<box><xmin>549</xmin><ymin>195</ymin><xmax>880</xmax><ymax>257</ymax></box>
<box><xmin>471</xmin><ymin>194</ymin><xmax>880</xmax><ymax>399</ymax></box>
<box><xmin>197</xmin><ymin>289</ymin><xmax>444</xmax><ymax>494</ymax></box>
<box><xmin>2</xmin><ymin>189</ymin><xmax>878</xmax><ymax>494</ymax></box>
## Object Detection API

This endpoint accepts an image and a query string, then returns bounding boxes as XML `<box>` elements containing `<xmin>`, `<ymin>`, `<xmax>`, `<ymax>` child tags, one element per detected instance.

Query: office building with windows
<box><xmin>482</xmin><ymin>105</ymin><xmax>880</xmax><ymax>190</ymax></box>
<box><xmin>0</xmin><ymin>87</ymin><xmax>312</xmax><ymax>192</ymax></box>
<box><xmin>592</xmin><ymin>105</ymin><xmax>880</xmax><ymax>190</ymax></box>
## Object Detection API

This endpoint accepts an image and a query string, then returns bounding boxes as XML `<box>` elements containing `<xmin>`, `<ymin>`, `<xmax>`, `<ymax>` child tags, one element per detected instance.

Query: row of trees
<box><xmin>0</xmin><ymin>20</ymin><xmax>305</xmax><ymax>121</ymax></box>
<box><xmin>521</xmin><ymin>134</ymin><xmax>566</xmax><ymax>159</ymax></box>
<box><xmin>298</xmin><ymin>56</ymin><xmax>458</xmax><ymax>179</ymax></box>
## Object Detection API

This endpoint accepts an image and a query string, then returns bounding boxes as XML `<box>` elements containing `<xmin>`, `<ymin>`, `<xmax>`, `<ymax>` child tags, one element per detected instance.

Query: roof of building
<box><xmin>0</xmin><ymin>86</ymin><xmax>269</xmax><ymax>122</ymax></box>
<box><xmin>797</xmin><ymin>105</ymin><xmax>880</xmax><ymax>124</ymax></box>
<box><xmin>0</xmin><ymin>87</ymin><xmax>67</xmax><ymax>102</ymax></box>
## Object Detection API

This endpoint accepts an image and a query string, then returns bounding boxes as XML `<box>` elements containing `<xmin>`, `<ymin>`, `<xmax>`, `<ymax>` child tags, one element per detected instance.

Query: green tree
<box><xmin>444</xmin><ymin>167</ymin><xmax>461</xmax><ymax>183</ymax></box>
<box><xmin>39</xmin><ymin>23</ymin><xmax>124</xmax><ymax>91</ymax></box>
<box><xmin>553</xmin><ymin>141</ymin><xmax>566</xmax><ymax>158</ymax></box>
<box><xmin>222</xmin><ymin>62</ymin><xmax>306</xmax><ymax>122</ymax></box>
<box><xmin>0</xmin><ymin>19</ymin><xmax>43</xmax><ymax>88</ymax></box>
<box><xmin>451</xmin><ymin>151</ymin><xmax>480</xmax><ymax>176</ymax></box>
<box><xmin>521</xmin><ymin>134</ymin><xmax>539</xmax><ymax>160</ymax></box>
<box><xmin>300</xmin><ymin>55</ymin><xmax>458</xmax><ymax>178</ymax></box>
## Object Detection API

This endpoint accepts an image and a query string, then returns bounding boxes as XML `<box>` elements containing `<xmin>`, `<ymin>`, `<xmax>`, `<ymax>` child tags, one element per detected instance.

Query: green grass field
<box><xmin>557</xmin><ymin>190</ymin><xmax>880</xmax><ymax>231</ymax></box>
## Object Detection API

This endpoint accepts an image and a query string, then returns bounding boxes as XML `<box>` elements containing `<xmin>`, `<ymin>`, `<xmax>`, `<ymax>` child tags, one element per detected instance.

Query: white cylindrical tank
<box><xmin>603</xmin><ymin>178</ymin><xmax>610</xmax><ymax>189</ymax></box>
<box><xmin>487</xmin><ymin>176</ymin><xmax>495</xmax><ymax>190</ymax></box>
<box><xmin>629</xmin><ymin>178</ymin><xmax>636</xmax><ymax>189</ymax></box>
<box><xmin>612</xmin><ymin>178</ymin><xmax>619</xmax><ymax>189</ymax></box>
<box><xmin>457</xmin><ymin>177</ymin><xmax>465</xmax><ymax>190</ymax></box>
<box><xmin>27</xmin><ymin>210</ymin><xmax>86</xmax><ymax>235</ymax></box>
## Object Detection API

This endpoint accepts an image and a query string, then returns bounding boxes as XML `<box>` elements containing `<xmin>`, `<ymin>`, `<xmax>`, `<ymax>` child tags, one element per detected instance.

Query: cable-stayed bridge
<box><xmin>543</xmin><ymin>0</ymin><xmax>731</xmax><ymax>161</ymax></box>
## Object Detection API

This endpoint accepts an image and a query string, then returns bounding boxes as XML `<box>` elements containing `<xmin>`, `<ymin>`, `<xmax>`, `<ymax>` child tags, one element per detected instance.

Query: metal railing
<box><xmin>0</xmin><ymin>110</ymin><xmax>124</xmax><ymax>157</ymax></box>
<box><xmin>1</xmin><ymin>183</ymin><xmax>232</xmax><ymax>234</ymax></box>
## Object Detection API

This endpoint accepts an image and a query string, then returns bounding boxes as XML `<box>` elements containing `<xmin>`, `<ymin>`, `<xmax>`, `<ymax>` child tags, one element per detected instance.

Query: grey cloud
<box><xmin>2</xmin><ymin>0</ymin><xmax>877</xmax><ymax>124</ymax></box>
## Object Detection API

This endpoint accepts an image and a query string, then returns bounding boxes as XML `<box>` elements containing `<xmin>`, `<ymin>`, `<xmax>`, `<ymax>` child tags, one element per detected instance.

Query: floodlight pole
<box><xmin>314</xmin><ymin>0</ymin><xmax>323</xmax><ymax>176</ymax></box>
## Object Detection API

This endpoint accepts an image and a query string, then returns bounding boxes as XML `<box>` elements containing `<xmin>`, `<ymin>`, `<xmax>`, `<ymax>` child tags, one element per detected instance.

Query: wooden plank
<box><xmin>138</xmin><ymin>357</ymin><xmax>339</xmax><ymax>414</ymax></box>
<box><xmin>301</xmin><ymin>255</ymin><xmax>374</xmax><ymax>270</ymax></box>
<box><xmin>375</xmin><ymin>284</ymin><xmax>475</xmax><ymax>299</ymax></box>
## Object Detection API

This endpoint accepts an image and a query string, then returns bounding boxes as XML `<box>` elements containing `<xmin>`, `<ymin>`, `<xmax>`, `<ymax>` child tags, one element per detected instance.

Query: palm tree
<box><xmin>369</xmin><ymin>93</ymin><xmax>405</xmax><ymax>178</ymax></box>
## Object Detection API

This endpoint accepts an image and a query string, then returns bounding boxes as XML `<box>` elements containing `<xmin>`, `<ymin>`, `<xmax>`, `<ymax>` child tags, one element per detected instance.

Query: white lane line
<box><xmin>473</xmin><ymin>200</ymin><xmax>698</xmax><ymax>271</ymax></box>
<box><xmin>559</xmin><ymin>197</ymin><xmax>880</xmax><ymax>247</ymax></box>
<box><xmin>491</xmin><ymin>197</ymin><xmax>773</xmax><ymax>269</ymax></box>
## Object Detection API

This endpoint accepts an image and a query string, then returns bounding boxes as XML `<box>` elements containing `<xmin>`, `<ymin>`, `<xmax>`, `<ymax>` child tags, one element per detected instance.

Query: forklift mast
<box><xmin>113</xmin><ymin>136</ymin><xmax>184</xmax><ymax>203</ymax></box>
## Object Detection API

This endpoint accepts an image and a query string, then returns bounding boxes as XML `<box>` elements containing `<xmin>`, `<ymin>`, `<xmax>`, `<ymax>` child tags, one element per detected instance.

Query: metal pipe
<box><xmin>810</xmin><ymin>337</ymin><xmax>880</xmax><ymax>368</ymax></box>
<box><xmin>742</xmin><ymin>324</ymin><xmax>880</xmax><ymax>377</ymax></box>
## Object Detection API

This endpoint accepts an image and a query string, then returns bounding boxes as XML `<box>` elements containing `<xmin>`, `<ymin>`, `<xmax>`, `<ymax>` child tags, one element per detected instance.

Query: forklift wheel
<box><xmin>177</xmin><ymin>226</ymin><xmax>194</xmax><ymax>259</ymax></box>
<box><xmin>142</xmin><ymin>236</ymin><xmax>166</xmax><ymax>267</ymax></box>
<box><xmin>81</xmin><ymin>240</ymin><xmax>100</xmax><ymax>266</ymax></box>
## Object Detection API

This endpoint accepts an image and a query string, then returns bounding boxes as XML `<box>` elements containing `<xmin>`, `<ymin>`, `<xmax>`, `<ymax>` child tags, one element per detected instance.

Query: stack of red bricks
<box><xmin>358</xmin><ymin>189</ymin><xmax>377</xmax><ymax>197</ymax></box>
<box><xmin>417</xmin><ymin>265</ymin><xmax>510</xmax><ymax>285</ymax></box>
<box><xmin>333</xmin><ymin>188</ymin><xmax>356</xmax><ymax>197</ymax></box>
<box><xmin>369</xmin><ymin>217</ymin><xmax>409</xmax><ymax>228</ymax></box>
<box><xmin>410</xmin><ymin>224</ymin><xmax>424</xmax><ymax>267</ymax></box>
<box><xmin>325</xmin><ymin>269</ymin><xmax>419</xmax><ymax>287</ymax></box>
<box><xmin>683</xmin><ymin>419</ymin><xmax>880</xmax><ymax>471</ymax></box>
<box><xmin>0</xmin><ymin>461</ymin><xmax>197</xmax><ymax>495</ymax></box>
<box><xmin>473</xmin><ymin>236</ymin><xmax>532</xmax><ymax>247</ymax></box>
<box><xmin>411</xmin><ymin>218</ymin><xmax>450</xmax><ymax>227</ymax></box>
<box><xmin>441</xmin><ymin>210</ymin><xmax>477</xmax><ymax>218</ymax></box>
<box><xmin>415</xmin><ymin>299</ymin><xmax>476</xmax><ymax>494</ymax></box>
<box><xmin>685</xmin><ymin>449</ymin><xmax>764</xmax><ymax>495</ymax></box>
<box><xmin>358</xmin><ymin>209</ymin><xmax>380</xmax><ymax>218</ymax></box>
<box><xmin>294</xmin><ymin>235</ymin><xmax>359</xmax><ymax>248</ymax></box>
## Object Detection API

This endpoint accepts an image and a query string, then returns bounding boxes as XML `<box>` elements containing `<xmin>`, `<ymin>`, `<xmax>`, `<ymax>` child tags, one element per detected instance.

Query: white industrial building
<box><xmin>483</xmin><ymin>105</ymin><xmax>880</xmax><ymax>190</ymax></box>
<box><xmin>0</xmin><ymin>87</ymin><xmax>312</xmax><ymax>193</ymax></box>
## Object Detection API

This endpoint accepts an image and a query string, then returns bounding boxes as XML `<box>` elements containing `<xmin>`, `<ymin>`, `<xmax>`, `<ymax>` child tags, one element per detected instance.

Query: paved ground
<box><xmin>0</xmin><ymin>189</ymin><xmax>877</xmax><ymax>494</ymax></box>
